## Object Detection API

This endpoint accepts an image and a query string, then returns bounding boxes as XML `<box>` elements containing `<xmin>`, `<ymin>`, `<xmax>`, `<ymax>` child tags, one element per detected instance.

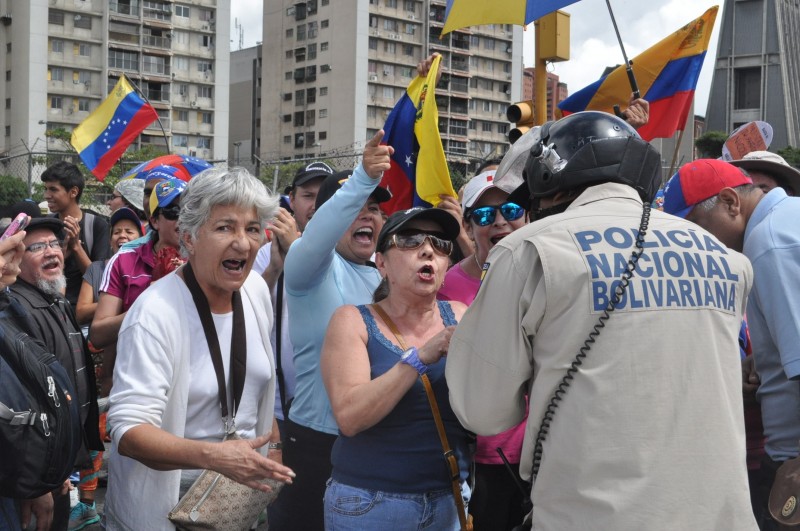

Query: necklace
<box><xmin>473</xmin><ymin>254</ymin><xmax>484</xmax><ymax>274</ymax></box>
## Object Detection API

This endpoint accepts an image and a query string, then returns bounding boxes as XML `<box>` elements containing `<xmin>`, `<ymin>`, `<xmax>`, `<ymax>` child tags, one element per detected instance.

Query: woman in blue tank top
<box><xmin>321</xmin><ymin>207</ymin><xmax>471</xmax><ymax>530</ymax></box>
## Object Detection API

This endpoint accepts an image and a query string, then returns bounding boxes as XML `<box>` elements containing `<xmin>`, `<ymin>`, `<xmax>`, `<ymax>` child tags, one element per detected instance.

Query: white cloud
<box><xmin>230</xmin><ymin>0</ymin><xmax>263</xmax><ymax>49</ymax></box>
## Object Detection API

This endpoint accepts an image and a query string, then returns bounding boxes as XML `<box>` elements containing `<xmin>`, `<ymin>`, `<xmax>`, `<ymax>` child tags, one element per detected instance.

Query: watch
<box><xmin>267</xmin><ymin>441</ymin><xmax>283</xmax><ymax>451</ymax></box>
<box><xmin>400</xmin><ymin>347</ymin><xmax>428</xmax><ymax>376</ymax></box>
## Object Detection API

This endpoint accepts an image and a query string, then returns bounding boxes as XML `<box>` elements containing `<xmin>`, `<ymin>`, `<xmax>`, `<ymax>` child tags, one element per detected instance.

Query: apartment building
<box><xmin>705</xmin><ymin>0</ymin><xmax>800</xmax><ymax>149</ymax></box>
<box><xmin>521</xmin><ymin>67</ymin><xmax>568</xmax><ymax>122</ymax></box>
<box><xmin>0</xmin><ymin>0</ymin><xmax>230</xmax><ymax>166</ymax></box>
<box><xmin>260</xmin><ymin>0</ymin><xmax>524</xmax><ymax>163</ymax></box>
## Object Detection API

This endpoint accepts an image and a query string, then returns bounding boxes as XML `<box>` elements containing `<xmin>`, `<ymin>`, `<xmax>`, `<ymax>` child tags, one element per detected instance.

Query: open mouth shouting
<box><xmin>490</xmin><ymin>232</ymin><xmax>511</xmax><ymax>245</ymax></box>
<box><xmin>353</xmin><ymin>226</ymin><xmax>374</xmax><ymax>245</ymax></box>
<box><xmin>222</xmin><ymin>259</ymin><xmax>246</xmax><ymax>273</ymax></box>
<box><xmin>418</xmin><ymin>263</ymin><xmax>435</xmax><ymax>282</ymax></box>
<box><xmin>42</xmin><ymin>259</ymin><xmax>61</xmax><ymax>273</ymax></box>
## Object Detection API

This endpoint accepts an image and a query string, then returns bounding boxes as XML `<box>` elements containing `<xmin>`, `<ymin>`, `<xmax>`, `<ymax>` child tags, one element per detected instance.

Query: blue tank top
<box><xmin>330</xmin><ymin>301</ymin><xmax>471</xmax><ymax>493</ymax></box>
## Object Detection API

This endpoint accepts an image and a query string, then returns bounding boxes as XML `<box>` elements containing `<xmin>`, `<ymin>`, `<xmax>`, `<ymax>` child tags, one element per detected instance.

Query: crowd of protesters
<box><xmin>1</xmin><ymin>52</ymin><xmax>799</xmax><ymax>531</ymax></box>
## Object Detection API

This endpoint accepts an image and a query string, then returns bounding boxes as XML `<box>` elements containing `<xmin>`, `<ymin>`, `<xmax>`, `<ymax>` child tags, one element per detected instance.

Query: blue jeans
<box><xmin>324</xmin><ymin>478</ymin><xmax>470</xmax><ymax>531</ymax></box>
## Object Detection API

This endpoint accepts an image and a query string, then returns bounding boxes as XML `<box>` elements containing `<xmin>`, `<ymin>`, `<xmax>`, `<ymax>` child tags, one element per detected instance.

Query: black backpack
<box><xmin>0</xmin><ymin>298</ymin><xmax>81</xmax><ymax>499</ymax></box>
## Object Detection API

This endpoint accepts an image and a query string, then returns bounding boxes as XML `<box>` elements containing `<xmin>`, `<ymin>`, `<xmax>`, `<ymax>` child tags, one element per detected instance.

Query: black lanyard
<box><xmin>182</xmin><ymin>262</ymin><xmax>246</xmax><ymax>427</ymax></box>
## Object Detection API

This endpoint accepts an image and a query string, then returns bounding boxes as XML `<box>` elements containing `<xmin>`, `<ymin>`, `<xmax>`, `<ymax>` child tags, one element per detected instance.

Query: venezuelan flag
<box><xmin>442</xmin><ymin>0</ymin><xmax>580</xmax><ymax>35</ymax></box>
<box><xmin>380</xmin><ymin>54</ymin><xmax>455</xmax><ymax>215</ymax></box>
<box><xmin>558</xmin><ymin>6</ymin><xmax>718</xmax><ymax>141</ymax></box>
<box><xmin>70</xmin><ymin>76</ymin><xmax>158</xmax><ymax>180</ymax></box>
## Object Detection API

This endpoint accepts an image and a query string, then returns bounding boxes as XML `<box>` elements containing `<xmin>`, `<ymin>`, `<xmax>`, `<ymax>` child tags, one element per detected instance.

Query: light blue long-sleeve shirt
<box><xmin>284</xmin><ymin>164</ymin><xmax>382</xmax><ymax>434</ymax></box>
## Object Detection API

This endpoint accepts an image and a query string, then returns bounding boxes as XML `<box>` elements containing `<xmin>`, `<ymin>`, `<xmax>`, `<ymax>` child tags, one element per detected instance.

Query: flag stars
<box><xmin>405</xmin><ymin>155</ymin><xmax>413</xmax><ymax>167</ymax></box>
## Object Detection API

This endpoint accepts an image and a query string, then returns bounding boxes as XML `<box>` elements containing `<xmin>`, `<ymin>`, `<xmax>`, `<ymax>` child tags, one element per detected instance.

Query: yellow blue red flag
<box><xmin>380</xmin><ymin>54</ymin><xmax>455</xmax><ymax>214</ymax></box>
<box><xmin>558</xmin><ymin>6</ymin><xmax>718</xmax><ymax>141</ymax></box>
<box><xmin>70</xmin><ymin>76</ymin><xmax>158</xmax><ymax>180</ymax></box>
<box><xmin>442</xmin><ymin>0</ymin><xmax>580</xmax><ymax>35</ymax></box>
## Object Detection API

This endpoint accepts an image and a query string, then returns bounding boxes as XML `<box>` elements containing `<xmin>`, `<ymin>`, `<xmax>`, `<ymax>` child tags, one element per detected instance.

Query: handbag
<box><xmin>168</xmin><ymin>263</ymin><xmax>283</xmax><ymax>531</ymax></box>
<box><xmin>769</xmin><ymin>456</ymin><xmax>800</xmax><ymax>526</ymax></box>
<box><xmin>372</xmin><ymin>304</ymin><xmax>473</xmax><ymax>531</ymax></box>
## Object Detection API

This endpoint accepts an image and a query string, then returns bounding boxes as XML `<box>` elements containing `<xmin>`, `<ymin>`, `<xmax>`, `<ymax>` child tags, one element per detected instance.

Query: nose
<box><xmin>231</xmin><ymin>227</ymin><xmax>253</xmax><ymax>251</ymax></box>
<box><xmin>418</xmin><ymin>237</ymin><xmax>435</xmax><ymax>257</ymax></box>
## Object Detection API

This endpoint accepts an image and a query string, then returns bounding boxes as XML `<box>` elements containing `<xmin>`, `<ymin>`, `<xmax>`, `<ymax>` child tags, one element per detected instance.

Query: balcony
<box><xmin>109</xmin><ymin>30</ymin><xmax>140</xmax><ymax>45</ymax></box>
<box><xmin>110</xmin><ymin>1</ymin><xmax>140</xmax><ymax>17</ymax></box>
<box><xmin>143</xmin><ymin>35</ymin><xmax>171</xmax><ymax>49</ymax></box>
<box><xmin>143</xmin><ymin>62</ymin><xmax>170</xmax><ymax>77</ymax></box>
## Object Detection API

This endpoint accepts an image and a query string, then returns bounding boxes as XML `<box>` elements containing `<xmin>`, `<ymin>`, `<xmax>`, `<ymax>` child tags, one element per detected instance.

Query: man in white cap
<box><xmin>730</xmin><ymin>151</ymin><xmax>800</xmax><ymax>196</ymax></box>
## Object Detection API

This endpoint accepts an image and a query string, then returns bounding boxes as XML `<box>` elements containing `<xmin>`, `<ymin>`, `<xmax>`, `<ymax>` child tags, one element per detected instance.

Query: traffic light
<box><xmin>506</xmin><ymin>100</ymin><xmax>535</xmax><ymax>144</ymax></box>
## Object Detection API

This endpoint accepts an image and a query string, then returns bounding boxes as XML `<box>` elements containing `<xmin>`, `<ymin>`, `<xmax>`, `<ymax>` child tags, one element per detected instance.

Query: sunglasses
<box><xmin>385</xmin><ymin>231</ymin><xmax>453</xmax><ymax>256</ymax></box>
<box><xmin>468</xmin><ymin>202</ymin><xmax>525</xmax><ymax>227</ymax></box>
<box><xmin>159</xmin><ymin>206</ymin><xmax>180</xmax><ymax>221</ymax></box>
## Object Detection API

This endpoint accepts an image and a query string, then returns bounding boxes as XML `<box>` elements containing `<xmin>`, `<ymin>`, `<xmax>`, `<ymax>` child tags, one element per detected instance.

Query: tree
<box><xmin>0</xmin><ymin>174</ymin><xmax>30</xmax><ymax>206</ymax></box>
<box><xmin>777</xmin><ymin>146</ymin><xmax>800</xmax><ymax>167</ymax></box>
<box><xmin>694</xmin><ymin>131</ymin><xmax>728</xmax><ymax>159</ymax></box>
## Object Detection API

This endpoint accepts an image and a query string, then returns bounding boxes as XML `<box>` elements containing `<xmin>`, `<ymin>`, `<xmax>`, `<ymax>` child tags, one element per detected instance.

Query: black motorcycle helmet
<box><xmin>523</xmin><ymin>111</ymin><xmax>662</xmax><ymax>204</ymax></box>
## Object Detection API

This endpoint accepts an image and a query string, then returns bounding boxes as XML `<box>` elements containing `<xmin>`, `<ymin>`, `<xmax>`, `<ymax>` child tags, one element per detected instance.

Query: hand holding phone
<box><xmin>1</xmin><ymin>213</ymin><xmax>30</xmax><ymax>241</ymax></box>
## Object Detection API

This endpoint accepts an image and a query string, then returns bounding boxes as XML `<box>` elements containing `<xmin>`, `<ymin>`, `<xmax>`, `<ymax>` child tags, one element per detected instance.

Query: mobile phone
<box><xmin>1</xmin><ymin>213</ymin><xmax>31</xmax><ymax>241</ymax></box>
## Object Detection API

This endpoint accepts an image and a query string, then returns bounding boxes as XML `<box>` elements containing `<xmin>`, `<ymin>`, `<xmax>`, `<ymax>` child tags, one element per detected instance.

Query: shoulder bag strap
<box><xmin>275</xmin><ymin>272</ymin><xmax>289</xmax><ymax>419</ymax></box>
<box><xmin>183</xmin><ymin>262</ymin><xmax>246</xmax><ymax>427</ymax></box>
<box><xmin>371</xmin><ymin>303</ymin><xmax>472</xmax><ymax>531</ymax></box>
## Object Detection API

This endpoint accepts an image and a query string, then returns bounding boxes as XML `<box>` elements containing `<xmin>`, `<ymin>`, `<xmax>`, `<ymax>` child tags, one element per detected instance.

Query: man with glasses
<box><xmin>9</xmin><ymin>216</ymin><xmax>103</xmax><ymax>531</ymax></box>
<box><xmin>90</xmin><ymin>179</ymin><xmax>186</xmax><ymax>351</ymax></box>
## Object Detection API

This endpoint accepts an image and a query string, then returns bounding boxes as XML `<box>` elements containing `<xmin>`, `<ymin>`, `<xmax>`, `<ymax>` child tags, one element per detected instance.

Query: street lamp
<box><xmin>232</xmin><ymin>141</ymin><xmax>242</xmax><ymax>166</ymax></box>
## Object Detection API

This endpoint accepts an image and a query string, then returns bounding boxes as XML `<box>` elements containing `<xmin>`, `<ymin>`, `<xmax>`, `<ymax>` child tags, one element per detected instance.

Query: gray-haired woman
<box><xmin>104</xmin><ymin>168</ymin><xmax>295</xmax><ymax>530</ymax></box>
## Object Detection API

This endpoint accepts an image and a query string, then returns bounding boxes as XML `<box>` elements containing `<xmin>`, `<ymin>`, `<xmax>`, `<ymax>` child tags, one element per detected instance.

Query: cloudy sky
<box><xmin>230</xmin><ymin>0</ymin><xmax>721</xmax><ymax>115</ymax></box>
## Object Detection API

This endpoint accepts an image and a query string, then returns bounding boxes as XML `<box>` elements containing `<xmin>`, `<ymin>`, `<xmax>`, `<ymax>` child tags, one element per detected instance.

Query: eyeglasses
<box><xmin>110</xmin><ymin>193</ymin><xmax>123</xmax><ymax>200</ymax></box>
<box><xmin>468</xmin><ymin>202</ymin><xmax>525</xmax><ymax>227</ymax></box>
<box><xmin>25</xmin><ymin>240</ymin><xmax>63</xmax><ymax>254</ymax></box>
<box><xmin>385</xmin><ymin>231</ymin><xmax>453</xmax><ymax>256</ymax></box>
<box><xmin>159</xmin><ymin>206</ymin><xmax>180</xmax><ymax>221</ymax></box>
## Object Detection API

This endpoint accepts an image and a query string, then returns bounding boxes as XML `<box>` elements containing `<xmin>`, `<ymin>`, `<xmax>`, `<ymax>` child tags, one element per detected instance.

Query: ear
<box><xmin>717</xmin><ymin>187</ymin><xmax>742</xmax><ymax>217</ymax></box>
<box><xmin>374</xmin><ymin>251</ymin><xmax>387</xmax><ymax>277</ymax></box>
<box><xmin>181</xmin><ymin>231</ymin><xmax>194</xmax><ymax>255</ymax></box>
<box><xmin>464</xmin><ymin>217</ymin><xmax>475</xmax><ymax>242</ymax></box>
<box><xmin>69</xmin><ymin>187</ymin><xmax>79</xmax><ymax>199</ymax></box>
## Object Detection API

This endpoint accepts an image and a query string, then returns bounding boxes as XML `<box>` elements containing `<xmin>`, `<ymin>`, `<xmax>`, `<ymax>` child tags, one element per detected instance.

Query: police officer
<box><xmin>446</xmin><ymin>111</ymin><xmax>758</xmax><ymax>531</ymax></box>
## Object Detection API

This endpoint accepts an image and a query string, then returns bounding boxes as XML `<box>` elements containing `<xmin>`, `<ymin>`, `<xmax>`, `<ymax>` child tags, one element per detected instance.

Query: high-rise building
<box><xmin>521</xmin><ymin>68</ymin><xmax>568</xmax><ymax>122</ymax></box>
<box><xmin>0</xmin><ymin>0</ymin><xmax>230</xmax><ymax>166</ymax></box>
<box><xmin>230</xmin><ymin>45</ymin><xmax>261</xmax><ymax>168</ymax></box>
<box><xmin>705</xmin><ymin>0</ymin><xmax>800</xmax><ymax>149</ymax></box>
<box><xmin>260</xmin><ymin>0</ymin><xmax>524</xmax><ymax>164</ymax></box>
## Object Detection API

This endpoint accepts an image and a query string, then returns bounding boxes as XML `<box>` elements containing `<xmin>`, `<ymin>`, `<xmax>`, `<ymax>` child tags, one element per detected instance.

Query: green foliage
<box><xmin>694</xmin><ymin>131</ymin><xmax>728</xmax><ymax>159</ymax></box>
<box><xmin>0</xmin><ymin>174</ymin><xmax>31</xmax><ymax>206</ymax></box>
<box><xmin>777</xmin><ymin>146</ymin><xmax>800</xmax><ymax>167</ymax></box>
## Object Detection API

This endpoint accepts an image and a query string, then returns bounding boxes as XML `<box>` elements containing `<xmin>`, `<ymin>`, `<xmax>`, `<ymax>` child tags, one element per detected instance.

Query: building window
<box><xmin>79</xmin><ymin>70</ymin><xmax>91</xmax><ymax>84</ymax></box>
<box><xmin>175</xmin><ymin>5</ymin><xmax>189</xmax><ymax>17</ymax></box>
<box><xmin>197</xmin><ymin>61</ymin><xmax>212</xmax><ymax>73</ymax></box>
<box><xmin>297</xmin><ymin>24</ymin><xmax>306</xmax><ymax>41</ymax></box>
<box><xmin>383</xmin><ymin>86</ymin><xmax>394</xmax><ymax>99</ymax></box>
<box><xmin>322</xmin><ymin>0</ymin><xmax>329</xmax><ymax>5</ymax></box>
<box><xmin>49</xmin><ymin>67</ymin><xmax>64</xmax><ymax>81</ymax></box>
<box><xmin>484</xmin><ymin>38</ymin><xmax>495</xmax><ymax>50</ymax></box>
<box><xmin>308</xmin><ymin>0</ymin><xmax>318</xmax><ymax>15</ymax></box>
<box><xmin>482</xmin><ymin>121</ymin><xmax>493</xmax><ymax>133</ymax></box>
<box><xmin>173</xmin><ymin>31</ymin><xmax>189</xmax><ymax>45</ymax></box>
<box><xmin>406</xmin><ymin>23</ymin><xmax>416</xmax><ymax>35</ymax></box>
<box><xmin>404</xmin><ymin>0</ymin><xmax>415</xmax><ymax>10</ymax></box>
<box><xmin>498</xmin><ymin>123</ymin><xmax>508</xmax><ymax>134</ymax></box>
<box><xmin>319</xmin><ymin>131</ymin><xmax>327</xmax><ymax>140</ymax></box>
<box><xmin>384</xmin><ymin>19</ymin><xmax>398</xmax><ymax>31</ymax></box>
<box><xmin>308</xmin><ymin>43</ymin><xmax>317</xmax><ymax>60</ymax></box>
<box><xmin>198</xmin><ymin>9</ymin><xmax>213</xmax><ymax>22</ymax></box>
<box><xmin>109</xmin><ymin>49</ymin><xmax>138</xmax><ymax>70</ymax></box>
<box><xmin>199</xmin><ymin>112</ymin><xmax>213</xmax><ymax>124</ymax></box>
<box><xmin>306</xmin><ymin>110</ymin><xmax>315</xmax><ymax>126</ymax></box>
<box><xmin>201</xmin><ymin>35</ymin><xmax>214</xmax><ymax>48</ymax></box>
<box><xmin>74</xmin><ymin>43</ymin><xmax>91</xmax><ymax>57</ymax></box>
<box><xmin>295</xmin><ymin>133</ymin><xmax>305</xmax><ymax>148</ymax></box>
<box><xmin>368</xmin><ymin>107</ymin><xmax>377</xmax><ymax>119</ymax></box>
<box><xmin>4</xmin><ymin>126</ymin><xmax>9</xmax><ymax>137</ymax></box>
<box><xmin>384</xmin><ymin>41</ymin><xmax>396</xmax><ymax>54</ymax></box>
<box><xmin>286</xmin><ymin>50</ymin><xmax>293</xmax><ymax>59</ymax></box>
<box><xmin>307</xmin><ymin>87</ymin><xmax>316</xmax><ymax>103</ymax></box>
<box><xmin>383</xmin><ymin>64</ymin><xmax>395</xmax><ymax>76</ymax></box>
<box><xmin>369</xmin><ymin>15</ymin><xmax>378</xmax><ymax>28</ymax></box>
<box><xmin>197</xmin><ymin>137</ymin><xmax>211</xmax><ymax>149</ymax></box>
<box><xmin>283</xmin><ymin>114</ymin><xmax>292</xmax><ymax>123</ymax></box>
<box><xmin>51</xmin><ymin>39</ymin><xmax>64</xmax><ymax>53</ymax></box>
<box><xmin>284</xmin><ymin>135</ymin><xmax>292</xmax><ymax>144</ymax></box>
<box><xmin>175</xmin><ymin>110</ymin><xmax>188</xmax><ymax>121</ymax></box>
<box><xmin>482</xmin><ymin>100</ymin><xmax>492</xmax><ymax>112</ymax></box>
<box><xmin>286</xmin><ymin>28</ymin><xmax>293</xmax><ymax>38</ymax></box>
<box><xmin>4</xmin><ymin>98</ymin><xmax>9</xmax><ymax>109</ymax></box>
<box><xmin>74</xmin><ymin>14</ymin><xmax>92</xmax><ymax>29</ymax></box>
<box><xmin>308</xmin><ymin>21</ymin><xmax>318</xmax><ymax>38</ymax></box>
<box><xmin>735</xmin><ymin>68</ymin><xmax>760</xmax><ymax>109</ymax></box>
<box><xmin>49</xmin><ymin>10</ymin><xmax>65</xmax><ymax>25</ymax></box>
<box><xmin>294</xmin><ymin>111</ymin><xmax>304</xmax><ymax>126</ymax></box>
<box><xmin>305</xmin><ymin>132</ymin><xmax>315</xmax><ymax>145</ymax></box>
<box><xmin>369</xmin><ymin>38</ymin><xmax>377</xmax><ymax>50</ymax></box>
<box><xmin>78</xmin><ymin>99</ymin><xmax>90</xmax><ymax>112</ymax></box>
<box><xmin>306</xmin><ymin>65</ymin><xmax>316</xmax><ymax>81</ymax></box>
<box><xmin>403</xmin><ymin>45</ymin><xmax>414</xmax><ymax>57</ymax></box>
<box><xmin>174</xmin><ymin>57</ymin><xmax>189</xmax><ymax>71</ymax></box>
<box><xmin>198</xmin><ymin>85</ymin><xmax>213</xmax><ymax>98</ymax></box>
<box><xmin>295</xmin><ymin>89</ymin><xmax>305</xmax><ymax>106</ymax></box>
<box><xmin>285</xmin><ymin>71</ymin><xmax>292</xmax><ymax>80</ymax></box>
<box><xmin>173</xmin><ymin>134</ymin><xmax>188</xmax><ymax>147</ymax></box>
<box><xmin>321</xmin><ymin>42</ymin><xmax>329</xmax><ymax>52</ymax></box>
<box><xmin>320</xmin><ymin>108</ymin><xmax>327</xmax><ymax>118</ymax></box>
<box><xmin>283</xmin><ymin>92</ymin><xmax>292</xmax><ymax>101</ymax></box>
<box><xmin>320</xmin><ymin>87</ymin><xmax>328</xmax><ymax>96</ymax></box>
<box><xmin>51</xmin><ymin>96</ymin><xmax>62</xmax><ymax>109</ymax></box>
<box><xmin>321</xmin><ymin>19</ymin><xmax>329</xmax><ymax>28</ymax></box>
<box><xmin>386</xmin><ymin>0</ymin><xmax>397</xmax><ymax>7</ymax></box>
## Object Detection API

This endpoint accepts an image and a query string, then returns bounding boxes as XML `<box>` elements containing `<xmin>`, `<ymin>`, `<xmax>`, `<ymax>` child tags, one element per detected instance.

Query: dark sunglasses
<box><xmin>468</xmin><ymin>202</ymin><xmax>525</xmax><ymax>227</ymax></box>
<box><xmin>385</xmin><ymin>231</ymin><xmax>452</xmax><ymax>256</ymax></box>
<box><xmin>159</xmin><ymin>206</ymin><xmax>180</xmax><ymax>221</ymax></box>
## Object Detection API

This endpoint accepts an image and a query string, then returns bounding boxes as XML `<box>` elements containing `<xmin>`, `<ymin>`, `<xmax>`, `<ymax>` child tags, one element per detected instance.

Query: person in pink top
<box><xmin>90</xmin><ymin>178</ymin><xmax>186</xmax><ymax>351</ymax></box>
<box><xmin>438</xmin><ymin>169</ymin><xmax>529</xmax><ymax>530</ymax></box>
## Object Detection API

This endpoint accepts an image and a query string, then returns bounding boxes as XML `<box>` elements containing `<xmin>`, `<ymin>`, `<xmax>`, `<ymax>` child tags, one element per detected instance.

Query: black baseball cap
<box><xmin>376</xmin><ymin>207</ymin><xmax>460</xmax><ymax>253</ymax></box>
<box><xmin>314</xmin><ymin>170</ymin><xmax>391</xmax><ymax>210</ymax></box>
<box><xmin>292</xmin><ymin>162</ymin><xmax>334</xmax><ymax>189</ymax></box>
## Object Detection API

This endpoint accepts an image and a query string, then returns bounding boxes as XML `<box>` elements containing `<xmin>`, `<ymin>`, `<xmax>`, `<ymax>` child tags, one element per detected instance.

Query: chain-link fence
<box><xmin>1</xmin><ymin>149</ymin><xmax>495</xmax><ymax>214</ymax></box>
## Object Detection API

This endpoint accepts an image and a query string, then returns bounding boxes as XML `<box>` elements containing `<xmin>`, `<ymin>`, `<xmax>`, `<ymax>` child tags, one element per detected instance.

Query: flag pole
<box><xmin>604</xmin><ymin>0</ymin><xmax>640</xmax><ymax>99</ymax></box>
<box><xmin>122</xmin><ymin>74</ymin><xmax>171</xmax><ymax>155</ymax></box>
<box><xmin>668</xmin><ymin>126</ymin><xmax>687</xmax><ymax>179</ymax></box>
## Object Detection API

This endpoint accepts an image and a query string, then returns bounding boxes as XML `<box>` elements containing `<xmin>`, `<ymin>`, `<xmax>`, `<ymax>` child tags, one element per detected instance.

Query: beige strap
<box><xmin>371</xmin><ymin>304</ymin><xmax>472</xmax><ymax>531</ymax></box>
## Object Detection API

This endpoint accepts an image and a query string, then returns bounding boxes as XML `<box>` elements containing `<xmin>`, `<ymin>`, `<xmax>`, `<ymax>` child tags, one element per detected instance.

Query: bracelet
<box><xmin>267</xmin><ymin>441</ymin><xmax>283</xmax><ymax>451</ymax></box>
<box><xmin>400</xmin><ymin>347</ymin><xmax>428</xmax><ymax>376</ymax></box>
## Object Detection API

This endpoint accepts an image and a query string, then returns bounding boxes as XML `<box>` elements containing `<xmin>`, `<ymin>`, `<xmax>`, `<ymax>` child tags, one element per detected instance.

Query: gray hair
<box><xmin>178</xmin><ymin>166</ymin><xmax>279</xmax><ymax>256</ymax></box>
<box><xmin>695</xmin><ymin>181</ymin><xmax>758</xmax><ymax>214</ymax></box>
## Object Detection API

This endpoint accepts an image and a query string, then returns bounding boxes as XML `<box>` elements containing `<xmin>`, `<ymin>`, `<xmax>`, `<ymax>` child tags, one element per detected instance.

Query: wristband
<box><xmin>400</xmin><ymin>347</ymin><xmax>428</xmax><ymax>376</ymax></box>
<box><xmin>267</xmin><ymin>441</ymin><xmax>283</xmax><ymax>451</ymax></box>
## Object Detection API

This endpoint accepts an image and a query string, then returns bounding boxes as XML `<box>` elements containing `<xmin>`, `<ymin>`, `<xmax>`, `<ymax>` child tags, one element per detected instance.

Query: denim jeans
<box><xmin>324</xmin><ymin>478</ymin><xmax>470</xmax><ymax>530</ymax></box>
